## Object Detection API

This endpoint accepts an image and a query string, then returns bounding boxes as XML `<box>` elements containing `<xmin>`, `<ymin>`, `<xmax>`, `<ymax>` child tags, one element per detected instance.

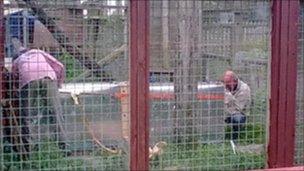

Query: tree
<box><xmin>173</xmin><ymin>0</ymin><xmax>200</xmax><ymax>143</ymax></box>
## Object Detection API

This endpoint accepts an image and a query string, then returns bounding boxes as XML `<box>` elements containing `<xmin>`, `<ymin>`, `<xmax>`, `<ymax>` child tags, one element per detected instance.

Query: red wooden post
<box><xmin>269</xmin><ymin>0</ymin><xmax>299</xmax><ymax>168</ymax></box>
<box><xmin>0</xmin><ymin>0</ymin><xmax>4</xmax><ymax>100</ymax></box>
<box><xmin>129</xmin><ymin>0</ymin><xmax>150</xmax><ymax>170</ymax></box>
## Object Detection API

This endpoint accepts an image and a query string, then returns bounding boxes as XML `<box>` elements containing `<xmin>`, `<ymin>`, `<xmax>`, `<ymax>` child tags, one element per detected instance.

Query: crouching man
<box><xmin>222</xmin><ymin>70</ymin><xmax>251</xmax><ymax>144</ymax></box>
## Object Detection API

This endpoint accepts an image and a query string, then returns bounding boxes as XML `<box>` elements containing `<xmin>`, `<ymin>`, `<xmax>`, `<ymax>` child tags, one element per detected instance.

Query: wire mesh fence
<box><xmin>149</xmin><ymin>1</ymin><xmax>269</xmax><ymax>170</ymax></box>
<box><xmin>1</xmin><ymin>0</ymin><xmax>129</xmax><ymax>170</ymax></box>
<box><xmin>295</xmin><ymin>1</ymin><xmax>304</xmax><ymax>166</ymax></box>
<box><xmin>1</xmin><ymin>0</ymin><xmax>303</xmax><ymax>170</ymax></box>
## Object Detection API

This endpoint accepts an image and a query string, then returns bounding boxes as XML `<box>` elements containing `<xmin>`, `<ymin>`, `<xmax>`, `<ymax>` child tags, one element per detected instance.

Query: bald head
<box><xmin>223</xmin><ymin>70</ymin><xmax>238</xmax><ymax>91</ymax></box>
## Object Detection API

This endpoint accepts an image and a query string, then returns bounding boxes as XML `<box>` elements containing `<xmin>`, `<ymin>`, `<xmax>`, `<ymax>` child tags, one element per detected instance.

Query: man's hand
<box><xmin>224</xmin><ymin>91</ymin><xmax>234</xmax><ymax>104</ymax></box>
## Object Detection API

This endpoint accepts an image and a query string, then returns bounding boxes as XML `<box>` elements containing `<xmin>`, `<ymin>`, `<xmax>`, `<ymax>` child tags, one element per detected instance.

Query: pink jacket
<box><xmin>12</xmin><ymin>49</ymin><xmax>65</xmax><ymax>88</ymax></box>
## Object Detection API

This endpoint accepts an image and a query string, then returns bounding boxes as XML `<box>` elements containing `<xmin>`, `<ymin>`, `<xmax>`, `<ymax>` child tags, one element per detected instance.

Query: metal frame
<box><xmin>269</xmin><ymin>0</ymin><xmax>299</xmax><ymax>168</ymax></box>
<box><xmin>129</xmin><ymin>0</ymin><xmax>150</xmax><ymax>170</ymax></box>
<box><xmin>0</xmin><ymin>0</ymin><xmax>302</xmax><ymax>170</ymax></box>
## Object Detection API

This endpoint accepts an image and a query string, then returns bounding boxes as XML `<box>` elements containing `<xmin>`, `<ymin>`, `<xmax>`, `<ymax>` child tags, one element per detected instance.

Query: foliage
<box><xmin>58</xmin><ymin>53</ymin><xmax>84</xmax><ymax>81</ymax></box>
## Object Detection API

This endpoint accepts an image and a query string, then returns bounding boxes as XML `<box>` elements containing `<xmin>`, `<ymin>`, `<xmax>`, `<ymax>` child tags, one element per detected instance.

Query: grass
<box><xmin>150</xmin><ymin>123</ymin><xmax>266</xmax><ymax>170</ymax></box>
<box><xmin>150</xmin><ymin>143</ymin><xmax>265</xmax><ymax>170</ymax></box>
<box><xmin>1</xmin><ymin>139</ymin><xmax>265</xmax><ymax>171</ymax></box>
<box><xmin>2</xmin><ymin>143</ymin><xmax>265</xmax><ymax>171</ymax></box>
<box><xmin>225</xmin><ymin>123</ymin><xmax>266</xmax><ymax>145</ymax></box>
<box><xmin>1</xmin><ymin>141</ymin><xmax>127</xmax><ymax>171</ymax></box>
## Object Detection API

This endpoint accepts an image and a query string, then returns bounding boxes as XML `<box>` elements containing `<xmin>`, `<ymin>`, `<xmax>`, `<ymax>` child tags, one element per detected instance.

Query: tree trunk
<box><xmin>174</xmin><ymin>0</ymin><xmax>199</xmax><ymax>143</ymax></box>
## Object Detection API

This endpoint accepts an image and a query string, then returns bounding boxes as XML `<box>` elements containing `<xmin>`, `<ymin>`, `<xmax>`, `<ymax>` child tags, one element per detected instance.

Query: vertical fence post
<box><xmin>0</xmin><ymin>0</ymin><xmax>4</xmax><ymax>100</ymax></box>
<box><xmin>0</xmin><ymin>1</ymin><xmax>3</xmax><ymax>168</ymax></box>
<box><xmin>130</xmin><ymin>0</ymin><xmax>150</xmax><ymax>170</ymax></box>
<box><xmin>269</xmin><ymin>0</ymin><xmax>299</xmax><ymax>168</ymax></box>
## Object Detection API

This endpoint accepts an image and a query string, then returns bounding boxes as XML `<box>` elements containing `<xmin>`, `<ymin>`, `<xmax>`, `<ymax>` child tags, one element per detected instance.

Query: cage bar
<box><xmin>269</xmin><ymin>0</ymin><xmax>299</xmax><ymax>168</ymax></box>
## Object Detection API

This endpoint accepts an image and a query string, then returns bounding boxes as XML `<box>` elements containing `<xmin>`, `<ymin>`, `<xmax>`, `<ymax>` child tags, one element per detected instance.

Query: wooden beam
<box><xmin>268</xmin><ymin>0</ymin><xmax>299</xmax><ymax>168</ymax></box>
<box><xmin>0</xmin><ymin>0</ymin><xmax>4</xmax><ymax>100</ymax></box>
<box><xmin>130</xmin><ymin>0</ymin><xmax>150</xmax><ymax>170</ymax></box>
<box><xmin>120</xmin><ymin>86</ymin><xmax>130</xmax><ymax>142</ymax></box>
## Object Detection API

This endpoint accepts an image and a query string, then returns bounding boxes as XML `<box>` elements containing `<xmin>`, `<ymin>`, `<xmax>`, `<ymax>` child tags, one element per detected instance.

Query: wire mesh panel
<box><xmin>1</xmin><ymin>0</ymin><xmax>129</xmax><ymax>170</ymax></box>
<box><xmin>149</xmin><ymin>1</ymin><xmax>270</xmax><ymax>170</ymax></box>
<box><xmin>295</xmin><ymin>1</ymin><xmax>304</xmax><ymax>166</ymax></box>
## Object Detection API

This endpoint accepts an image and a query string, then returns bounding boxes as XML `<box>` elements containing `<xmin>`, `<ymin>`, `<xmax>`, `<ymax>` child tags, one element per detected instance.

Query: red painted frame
<box><xmin>0</xmin><ymin>0</ymin><xmax>301</xmax><ymax>170</ymax></box>
<box><xmin>269</xmin><ymin>0</ymin><xmax>299</xmax><ymax>168</ymax></box>
<box><xmin>0</xmin><ymin>0</ymin><xmax>4</xmax><ymax>100</ymax></box>
<box><xmin>129</xmin><ymin>0</ymin><xmax>150</xmax><ymax>170</ymax></box>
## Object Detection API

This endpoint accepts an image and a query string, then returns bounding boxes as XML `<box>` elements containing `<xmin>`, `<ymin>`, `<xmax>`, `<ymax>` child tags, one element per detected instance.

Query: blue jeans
<box><xmin>225</xmin><ymin>113</ymin><xmax>246</xmax><ymax>141</ymax></box>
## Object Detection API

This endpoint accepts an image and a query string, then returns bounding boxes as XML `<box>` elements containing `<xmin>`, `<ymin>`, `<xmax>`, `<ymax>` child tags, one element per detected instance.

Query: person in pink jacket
<box><xmin>11</xmin><ymin>38</ymin><xmax>67</xmax><ymax>153</ymax></box>
<box><xmin>12</xmin><ymin>48</ymin><xmax>65</xmax><ymax>89</ymax></box>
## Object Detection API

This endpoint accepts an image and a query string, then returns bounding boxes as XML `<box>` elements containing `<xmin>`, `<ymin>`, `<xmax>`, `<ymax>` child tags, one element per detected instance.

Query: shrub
<box><xmin>58</xmin><ymin>53</ymin><xmax>84</xmax><ymax>81</ymax></box>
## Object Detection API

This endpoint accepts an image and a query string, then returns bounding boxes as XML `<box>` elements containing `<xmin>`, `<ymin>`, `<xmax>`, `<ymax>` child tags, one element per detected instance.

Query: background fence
<box><xmin>149</xmin><ymin>1</ymin><xmax>269</xmax><ymax>170</ymax></box>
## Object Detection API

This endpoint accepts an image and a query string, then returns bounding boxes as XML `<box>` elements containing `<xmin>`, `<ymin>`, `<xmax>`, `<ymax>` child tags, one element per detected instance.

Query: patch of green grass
<box><xmin>150</xmin><ymin>143</ymin><xmax>265</xmax><ymax>170</ymax></box>
<box><xmin>225</xmin><ymin>123</ymin><xmax>266</xmax><ymax>144</ymax></box>
<box><xmin>1</xmin><ymin>141</ymin><xmax>127</xmax><ymax>171</ymax></box>
<box><xmin>2</xmin><ymin>140</ymin><xmax>265</xmax><ymax>170</ymax></box>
